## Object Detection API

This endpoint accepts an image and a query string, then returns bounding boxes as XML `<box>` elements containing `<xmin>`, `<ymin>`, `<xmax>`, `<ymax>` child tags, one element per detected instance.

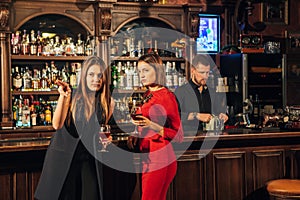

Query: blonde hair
<box><xmin>70</xmin><ymin>56</ymin><xmax>111</xmax><ymax>123</ymax></box>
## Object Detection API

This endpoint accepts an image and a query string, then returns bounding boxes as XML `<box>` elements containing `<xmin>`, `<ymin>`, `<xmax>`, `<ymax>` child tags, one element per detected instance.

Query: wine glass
<box><xmin>129</xmin><ymin>99</ymin><xmax>143</xmax><ymax>136</ymax></box>
<box><xmin>98</xmin><ymin>124</ymin><xmax>111</xmax><ymax>152</ymax></box>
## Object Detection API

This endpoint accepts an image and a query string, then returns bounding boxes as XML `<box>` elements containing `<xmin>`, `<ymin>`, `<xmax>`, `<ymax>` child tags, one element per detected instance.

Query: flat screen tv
<box><xmin>196</xmin><ymin>14</ymin><xmax>220</xmax><ymax>54</ymax></box>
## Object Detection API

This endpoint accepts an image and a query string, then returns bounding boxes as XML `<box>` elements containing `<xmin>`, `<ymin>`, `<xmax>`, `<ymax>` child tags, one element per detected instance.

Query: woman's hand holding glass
<box><xmin>129</xmin><ymin>100</ymin><xmax>143</xmax><ymax>136</ymax></box>
<box><xmin>131</xmin><ymin>115</ymin><xmax>150</xmax><ymax>128</ymax></box>
<box><xmin>132</xmin><ymin>115</ymin><xmax>164</xmax><ymax>135</ymax></box>
<box><xmin>98</xmin><ymin>124</ymin><xmax>112</xmax><ymax>152</ymax></box>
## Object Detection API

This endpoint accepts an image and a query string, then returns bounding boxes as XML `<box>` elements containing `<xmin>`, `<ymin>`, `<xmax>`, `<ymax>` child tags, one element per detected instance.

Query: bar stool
<box><xmin>266</xmin><ymin>179</ymin><xmax>300</xmax><ymax>199</ymax></box>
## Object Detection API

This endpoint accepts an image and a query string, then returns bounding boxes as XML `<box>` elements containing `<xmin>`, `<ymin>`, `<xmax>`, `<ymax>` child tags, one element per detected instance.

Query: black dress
<box><xmin>58</xmin><ymin>98</ymin><xmax>105</xmax><ymax>200</ymax></box>
<box><xmin>35</xmin><ymin>97</ymin><xmax>136</xmax><ymax>200</ymax></box>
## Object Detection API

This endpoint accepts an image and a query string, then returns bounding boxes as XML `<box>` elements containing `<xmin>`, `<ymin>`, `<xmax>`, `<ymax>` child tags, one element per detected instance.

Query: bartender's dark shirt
<box><xmin>189</xmin><ymin>80</ymin><xmax>212</xmax><ymax>113</ymax></box>
<box><xmin>189</xmin><ymin>79</ymin><xmax>212</xmax><ymax>130</ymax></box>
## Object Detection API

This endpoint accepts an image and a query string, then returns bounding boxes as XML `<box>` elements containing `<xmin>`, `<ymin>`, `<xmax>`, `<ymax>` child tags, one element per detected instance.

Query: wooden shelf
<box><xmin>11</xmin><ymin>55</ymin><xmax>87</xmax><ymax>61</ymax></box>
<box><xmin>12</xmin><ymin>90</ymin><xmax>59</xmax><ymax>96</ymax></box>
<box><xmin>111</xmin><ymin>56</ymin><xmax>185</xmax><ymax>62</ymax></box>
<box><xmin>111</xmin><ymin>89</ymin><xmax>146</xmax><ymax>94</ymax></box>
<box><xmin>249</xmin><ymin>85</ymin><xmax>281</xmax><ymax>88</ymax></box>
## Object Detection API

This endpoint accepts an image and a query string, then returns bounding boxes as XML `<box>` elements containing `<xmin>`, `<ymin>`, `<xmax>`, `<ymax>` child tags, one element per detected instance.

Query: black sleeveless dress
<box><xmin>58</xmin><ymin>98</ymin><xmax>105</xmax><ymax>200</ymax></box>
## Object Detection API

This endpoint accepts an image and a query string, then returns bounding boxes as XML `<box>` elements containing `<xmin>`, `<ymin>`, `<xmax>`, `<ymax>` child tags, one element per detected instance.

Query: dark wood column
<box><xmin>0</xmin><ymin>2</ymin><xmax>13</xmax><ymax>128</ymax></box>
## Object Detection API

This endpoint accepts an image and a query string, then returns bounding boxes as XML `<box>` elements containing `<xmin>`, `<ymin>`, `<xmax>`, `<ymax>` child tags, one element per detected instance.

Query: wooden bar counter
<box><xmin>1</xmin><ymin>127</ymin><xmax>300</xmax><ymax>200</ymax></box>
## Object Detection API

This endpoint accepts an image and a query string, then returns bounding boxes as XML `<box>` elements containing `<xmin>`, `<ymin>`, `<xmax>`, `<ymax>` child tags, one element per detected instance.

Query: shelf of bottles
<box><xmin>246</xmin><ymin>54</ymin><xmax>284</xmax><ymax>107</ymax></box>
<box><xmin>11</xmin><ymin>29</ymin><xmax>94</xmax><ymax>57</ymax></box>
<box><xmin>109</xmin><ymin>32</ymin><xmax>188</xmax><ymax>123</ymax></box>
<box><xmin>10</xmin><ymin>29</ymin><xmax>92</xmax><ymax>129</ymax></box>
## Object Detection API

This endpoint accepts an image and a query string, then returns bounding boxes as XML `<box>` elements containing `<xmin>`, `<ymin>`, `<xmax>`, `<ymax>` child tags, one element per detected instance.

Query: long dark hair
<box><xmin>138</xmin><ymin>53</ymin><xmax>166</xmax><ymax>86</ymax></box>
<box><xmin>71</xmin><ymin>56</ymin><xmax>111</xmax><ymax>123</ymax></box>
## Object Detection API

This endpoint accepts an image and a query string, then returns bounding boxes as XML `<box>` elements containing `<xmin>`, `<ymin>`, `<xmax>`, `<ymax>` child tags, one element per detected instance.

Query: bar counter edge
<box><xmin>1</xmin><ymin>129</ymin><xmax>300</xmax><ymax>200</ymax></box>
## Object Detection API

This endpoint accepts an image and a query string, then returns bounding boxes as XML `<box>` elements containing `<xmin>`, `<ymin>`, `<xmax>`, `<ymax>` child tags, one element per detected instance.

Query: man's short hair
<box><xmin>192</xmin><ymin>54</ymin><xmax>213</xmax><ymax>69</ymax></box>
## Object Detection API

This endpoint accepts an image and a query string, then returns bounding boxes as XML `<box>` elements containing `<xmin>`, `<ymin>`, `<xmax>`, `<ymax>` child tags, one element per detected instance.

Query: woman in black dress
<box><xmin>35</xmin><ymin>56</ymin><xmax>114</xmax><ymax>200</ymax></box>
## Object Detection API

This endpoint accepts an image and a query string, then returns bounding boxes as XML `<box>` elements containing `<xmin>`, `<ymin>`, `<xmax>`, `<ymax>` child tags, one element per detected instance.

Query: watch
<box><xmin>192</xmin><ymin>112</ymin><xmax>197</xmax><ymax>119</ymax></box>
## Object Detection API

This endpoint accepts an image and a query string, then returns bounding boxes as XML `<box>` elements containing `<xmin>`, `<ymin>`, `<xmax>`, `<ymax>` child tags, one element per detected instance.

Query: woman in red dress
<box><xmin>128</xmin><ymin>53</ymin><xmax>183</xmax><ymax>200</ymax></box>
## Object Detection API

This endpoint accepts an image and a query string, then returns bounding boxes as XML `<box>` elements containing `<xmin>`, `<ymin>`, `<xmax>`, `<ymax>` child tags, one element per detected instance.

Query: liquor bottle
<box><xmin>42</xmin><ymin>37</ymin><xmax>50</xmax><ymax>56</ymax></box>
<box><xmin>85</xmin><ymin>35</ymin><xmax>94</xmax><ymax>56</ymax></box>
<box><xmin>111</xmin><ymin>61</ymin><xmax>118</xmax><ymax>90</ymax></box>
<box><xmin>75</xmin><ymin>63</ymin><xmax>81</xmax><ymax>86</ymax></box>
<box><xmin>118</xmin><ymin>62</ymin><xmax>125</xmax><ymax>89</ymax></box>
<box><xmin>132</xmin><ymin>62</ymin><xmax>140</xmax><ymax>90</ymax></box>
<box><xmin>54</xmin><ymin>35</ymin><xmax>61</xmax><ymax>56</ymax></box>
<box><xmin>60</xmin><ymin>38</ymin><xmax>66</xmax><ymax>56</ymax></box>
<box><xmin>129</xmin><ymin>38</ymin><xmax>136</xmax><ymax>57</ymax></box>
<box><xmin>12</xmin><ymin>66</ymin><xmax>23</xmax><ymax>91</ymax></box>
<box><xmin>44</xmin><ymin>102</ymin><xmax>52</xmax><ymax>125</ymax></box>
<box><xmin>50</xmin><ymin>61</ymin><xmax>58</xmax><ymax>89</ymax></box>
<box><xmin>11</xmin><ymin>32</ymin><xmax>15</xmax><ymax>54</ymax></box>
<box><xmin>16</xmin><ymin>99</ymin><xmax>23</xmax><ymax>128</ymax></box>
<box><xmin>253</xmin><ymin>94</ymin><xmax>261</xmax><ymax>126</ymax></box>
<box><xmin>34</xmin><ymin>101</ymin><xmax>41</xmax><ymax>125</ymax></box>
<box><xmin>61</xmin><ymin>64</ymin><xmax>69</xmax><ymax>83</ymax></box>
<box><xmin>76</xmin><ymin>33</ymin><xmax>85</xmax><ymax>56</ymax></box>
<box><xmin>36</xmin><ymin>31</ymin><xmax>43</xmax><ymax>56</ymax></box>
<box><xmin>38</xmin><ymin>98</ymin><xmax>46</xmax><ymax>125</ymax></box>
<box><xmin>30</xmin><ymin>104</ymin><xmax>37</xmax><ymax>126</ymax></box>
<box><xmin>40</xmin><ymin>68</ymin><xmax>50</xmax><ymax>90</ymax></box>
<box><xmin>69</xmin><ymin>64</ymin><xmax>77</xmax><ymax>88</ymax></box>
<box><xmin>11</xmin><ymin>32</ymin><xmax>21</xmax><ymax>55</ymax></box>
<box><xmin>165</xmin><ymin>62</ymin><xmax>173</xmax><ymax>88</ymax></box>
<box><xmin>125</xmin><ymin>62</ymin><xmax>133</xmax><ymax>90</ymax></box>
<box><xmin>49</xmin><ymin>38</ymin><xmax>55</xmax><ymax>56</ymax></box>
<box><xmin>32</xmin><ymin>69</ymin><xmax>41</xmax><ymax>90</ymax></box>
<box><xmin>172</xmin><ymin>62</ymin><xmax>179</xmax><ymax>89</ymax></box>
<box><xmin>22</xmin><ymin>66</ymin><xmax>32</xmax><ymax>91</ymax></box>
<box><xmin>30</xmin><ymin>30</ymin><xmax>37</xmax><ymax>55</ymax></box>
<box><xmin>233</xmin><ymin>74</ymin><xmax>239</xmax><ymax>93</ymax></box>
<box><xmin>137</xmin><ymin>40</ymin><xmax>142</xmax><ymax>57</ymax></box>
<box><xmin>21</xmin><ymin>30</ymin><xmax>30</xmax><ymax>55</ymax></box>
<box><xmin>110</xmin><ymin>38</ymin><xmax>117</xmax><ymax>56</ymax></box>
<box><xmin>65</xmin><ymin>37</ymin><xmax>75</xmax><ymax>56</ymax></box>
<box><xmin>154</xmin><ymin>40</ymin><xmax>158</xmax><ymax>55</ymax></box>
<box><xmin>12</xmin><ymin>98</ymin><xmax>18</xmax><ymax>126</ymax></box>
<box><xmin>22</xmin><ymin>98</ymin><xmax>31</xmax><ymax>128</ymax></box>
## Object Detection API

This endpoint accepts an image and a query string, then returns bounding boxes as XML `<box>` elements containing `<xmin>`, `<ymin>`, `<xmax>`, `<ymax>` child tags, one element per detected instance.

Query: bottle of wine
<box><xmin>13</xmin><ymin>66</ymin><xmax>23</xmax><ymax>91</ymax></box>
<box><xmin>22</xmin><ymin>66</ymin><xmax>32</xmax><ymax>91</ymax></box>
<box><xmin>21</xmin><ymin>30</ymin><xmax>30</xmax><ymax>55</ymax></box>
<box><xmin>69</xmin><ymin>63</ymin><xmax>77</xmax><ymax>89</ymax></box>
<box><xmin>252</xmin><ymin>94</ymin><xmax>261</xmax><ymax>127</ymax></box>
<box><xmin>22</xmin><ymin>98</ymin><xmax>31</xmax><ymax>128</ymax></box>
<box><xmin>29</xmin><ymin>30</ymin><xmax>37</xmax><ymax>55</ymax></box>
<box><xmin>76</xmin><ymin>33</ymin><xmax>85</xmax><ymax>56</ymax></box>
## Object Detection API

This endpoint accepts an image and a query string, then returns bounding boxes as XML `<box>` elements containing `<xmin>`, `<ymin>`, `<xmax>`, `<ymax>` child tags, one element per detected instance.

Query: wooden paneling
<box><xmin>1</xmin><ymin>136</ymin><xmax>300</xmax><ymax>200</ymax></box>
<box><xmin>0</xmin><ymin>174</ymin><xmax>12</xmax><ymax>200</ymax></box>
<box><xmin>173</xmin><ymin>153</ymin><xmax>206</xmax><ymax>200</ymax></box>
<box><xmin>212</xmin><ymin>151</ymin><xmax>246</xmax><ymax>200</ymax></box>
<box><xmin>252</xmin><ymin>149</ymin><xmax>285</xmax><ymax>189</ymax></box>
<box><xmin>290</xmin><ymin>148</ymin><xmax>300</xmax><ymax>179</ymax></box>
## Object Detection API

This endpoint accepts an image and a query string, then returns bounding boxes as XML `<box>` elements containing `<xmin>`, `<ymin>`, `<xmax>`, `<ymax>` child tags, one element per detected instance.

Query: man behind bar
<box><xmin>174</xmin><ymin>54</ymin><xmax>228</xmax><ymax>134</ymax></box>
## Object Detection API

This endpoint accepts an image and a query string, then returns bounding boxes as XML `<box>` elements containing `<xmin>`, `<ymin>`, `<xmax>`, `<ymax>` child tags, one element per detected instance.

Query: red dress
<box><xmin>138</xmin><ymin>87</ymin><xmax>183</xmax><ymax>200</ymax></box>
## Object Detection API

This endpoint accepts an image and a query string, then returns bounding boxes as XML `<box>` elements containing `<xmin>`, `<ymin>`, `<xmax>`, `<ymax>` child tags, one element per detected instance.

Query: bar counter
<box><xmin>1</xmin><ymin>127</ymin><xmax>300</xmax><ymax>200</ymax></box>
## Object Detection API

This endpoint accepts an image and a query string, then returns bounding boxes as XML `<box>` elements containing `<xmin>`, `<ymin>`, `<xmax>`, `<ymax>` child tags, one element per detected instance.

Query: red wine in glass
<box><xmin>131</xmin><ymin>113</ymin><xmax>143</xmax><ymax>120</ymax></box>
<box><xmin>129</xmin><ymin>100</ymin><xmax>142</xmax><ymax>136</ymax></box>
<box><xmin>99</xmin><ymin>131</ymin><xmax>111</xmax><ymax>139</ymax></box>
<box><xmin>98</xmin><ymin>124</ymin><xmax>111</xmax><ymax>152</ymax></box>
